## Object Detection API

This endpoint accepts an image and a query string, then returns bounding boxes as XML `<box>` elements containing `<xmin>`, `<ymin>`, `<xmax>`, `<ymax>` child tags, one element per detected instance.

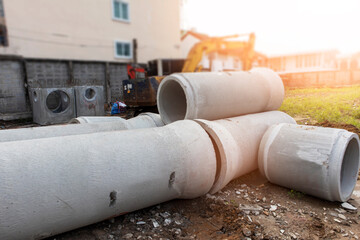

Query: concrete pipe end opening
<box><xmin>336</xmin><ymin>133</ymin><xmax>360</xmax><ymax>202</ymax></box>
<box><xmin>157</xmin><ymin>75</ymin><xmax>192</xmax><ymax>124</ymax></box>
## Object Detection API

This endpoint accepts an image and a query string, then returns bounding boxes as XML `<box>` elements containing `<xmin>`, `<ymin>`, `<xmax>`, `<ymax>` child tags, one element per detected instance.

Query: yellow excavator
<box><xmin>122</xmin><ymin>33</ymin><xmax>256</xmax><ymax>113</ymax></box>
<box><xmin>182</xmin><ymin>32</ymin><xmax>256</xmax><ymax>72</ymax></box>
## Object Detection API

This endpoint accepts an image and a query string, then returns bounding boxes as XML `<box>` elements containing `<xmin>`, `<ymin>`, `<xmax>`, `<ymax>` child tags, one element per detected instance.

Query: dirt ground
<box><xmin>46</xmin><ymin>123</ymin><xmax>360</xmax><ymax>240</ymax></box>
<box><xmin>2</xmin><ymin>120</ymin><xmax>359</xmax><ymax>240</ymax></box>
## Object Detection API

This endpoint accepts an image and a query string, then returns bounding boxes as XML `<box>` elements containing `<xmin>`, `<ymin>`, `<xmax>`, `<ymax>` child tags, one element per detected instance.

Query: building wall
<box><xmin>0</xmin><ymin>0</ymin><xmax>181</xmax><ymax>63</ymax></box>
<box><xmin>267</xmin><ymin>51</ymin><xmax>338</xmax><ymax>72</ymax></box>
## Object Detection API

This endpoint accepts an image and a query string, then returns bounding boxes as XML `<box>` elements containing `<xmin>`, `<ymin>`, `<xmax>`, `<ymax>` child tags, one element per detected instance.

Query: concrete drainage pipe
<box><xmin>0</xmin><ymin>121</ymin><xmax>127</xmax><ymax>143</ymax></box>
<box><xmin>126</xmin><ymin>112</ymin><xmax>164</xmax><ymax>128</ymax></box>
<box><xmin>69</xmin><ymin>116</ymin><xmax>126</xmax><ymax>124</ymax></box>
<box><xmin>0</xmin><ymin>113</ymin><xmax>164</xmax><ymax>143</ymax></box>
<box><xmin>0</xmin><ymin>120</ymin><xmax>216</xmax><ymax>240</ymax></box>
<box><xmin>258</xmin><ymin>123</ymin><xmax>360</xmax><ymax>202</ymax></box>
<box><xmin>195</xmin><ymin>111</ymin><xmax>296</xmax><ymax>194</ymax></box>
<box><xmin>70</xmin><ymin>113</ymin><xmax>164</xmax><ymax>128</ymax></box>
<box><xmin>157</xmin><ymin>68</ymin><xmax>284</xmax><ymax>124</ymax></box>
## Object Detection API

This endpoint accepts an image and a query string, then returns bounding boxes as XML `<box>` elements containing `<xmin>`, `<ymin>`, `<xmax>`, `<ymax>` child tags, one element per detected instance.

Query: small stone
<box><xmin>164</xmin><ymin>218</ymin><xmax>172</xmax><ymax>226</ymax></box>
<box><xmin>235</xmin><ymin>190</ymin><xmax>241</xmax><ymax>195</ymax></box>
<box><xmin>239</xmin><ymin>204</ymin><xmax>263</xmax><ymax>212</ymax></box>
<box><xmin>108</xmin><ymin>235</ymin><xmax>114</xmax><ymax>239</ymax></box>
<box><xmin>152</xmin><ymin>219</ymin><xmax>160</xmax><ymax>228</ymax></box>
<box><xmin>262</xmin><ymin>197</ymin><xmax>266</xmax><ymax>203</ymax></box>
<box><xmin>175</xmin><ymin>220</ymin><xmax>182</xmax><ymax>225</ymax></box>
<box><xmin>160</xmin><ymin>212</ymin><xmax>171</xmax><ymax>218</ymax></box>
<box><xmin>263</xmin><ymin>210</ymin><xmax>269</xmax><ymax>216</ymax></box>
<box><xmin>137</xmin><ymin>221</ymin><xmax>146</xmax><ymax>225</ymax></box>
<box><xmin>123</xmin><ymin>233</ymin><xmax>134</xmax><ymax>239</ymax></box>
<box><xmin>289</xmin><ymin>232</ymin><xmax>297</xmax><ymax>239</ymax></box>
<box><xmin>270</xmin><ymin>205</ymin><xmax>277</xmax><ymax>211</ymax></box>
<box><xmin>334</xmin><ymin>218</ymin><xmax>341</xmax><ymax>223</ymax></box>
<box><xmin>335</xmin><ymin>208</ymin><xmax>346</xmax><ymax>214</ymax></box>
<box><xmin>242</xmin><ymin>227</ymin><xmax>252</xmax><ymax>237</ymax></box>
<box><xmin>280</xmin><ymin>229</ymin><xmax>285</xmax><ymax>234</ymax></box>
<box><xmin>174</xmin><ymin>228</ymin><xmax>181</xmax><ymax>235</ymax></box>
<box><xmin>329</xmin><ymin>211</ymin><xmax>337</xmax><ymax>217</ymax></box>
<box><xmin>338</xmin><ymin>214</ymin><xmax>346</xmax><ymax>220</ymax></box>
<box><xmin>341</xmin><ymin>202</ymin><xmax>357</xmax><ymax>211</ymax></box>
<box><xmin>241</xmin><ymin>184</ymin><xmax>247</xmax><ymax>188</ymax></box>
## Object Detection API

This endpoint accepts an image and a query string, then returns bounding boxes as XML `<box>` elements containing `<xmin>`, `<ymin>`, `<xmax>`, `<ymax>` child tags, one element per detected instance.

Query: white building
<box><xmin>0</xmin><ymin>0</ymin><xmax>181</xmax><ymax>63</ymax></box>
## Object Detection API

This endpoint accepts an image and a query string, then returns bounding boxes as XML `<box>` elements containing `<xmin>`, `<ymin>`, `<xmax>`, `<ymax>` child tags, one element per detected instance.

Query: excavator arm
<box><xmin>182</xmin><ymin>33</ymin><xmax>255</xmax><ymax>72</ymax></box>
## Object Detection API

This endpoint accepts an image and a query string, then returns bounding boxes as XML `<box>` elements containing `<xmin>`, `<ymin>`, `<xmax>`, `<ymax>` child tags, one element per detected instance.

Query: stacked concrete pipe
<box><xmin>0</xmin><ymin>121</ymin><xmax>216</xmax><ymax>239</ymax></box>
<box><xmin>0</xmin><ymin>113</ymin><xmax>163</xmax><ymax>143</ymax></box>
<box><xmin>258</xmin><ymin>123</ymin><xmax>360</xmax><ymax>202</ymax></box>
<box><xmin>157</xmin><ymin>68</ymin><xmax>284</xmax><ymax>124</ymax></box>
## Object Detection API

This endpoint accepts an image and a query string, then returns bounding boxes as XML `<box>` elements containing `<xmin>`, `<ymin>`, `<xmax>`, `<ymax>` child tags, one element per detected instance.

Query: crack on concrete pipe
<box><xmin>157</xmin><ymin>68</ymin><xmax>284</xmax><ymax>124</ymax></box>
<box><xmin>258</xmin><ymin>123</ymin><xmax>360</xmax><ymax>202</ymax></box>
<box><xmin>194</xmin><ymin>111</ymin><xmax>296</xmax><ymax>194</ymax></box>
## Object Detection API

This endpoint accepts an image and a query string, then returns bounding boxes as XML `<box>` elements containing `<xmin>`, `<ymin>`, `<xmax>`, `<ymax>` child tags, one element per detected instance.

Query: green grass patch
<box><xmin>280</xmin><ymin>85</ymin><xmax>360</xmax><ymax>129</ymax></box>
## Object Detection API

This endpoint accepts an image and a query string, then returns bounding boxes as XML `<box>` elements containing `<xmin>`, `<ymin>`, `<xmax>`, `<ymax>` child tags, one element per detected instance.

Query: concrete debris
<box><xmin>270</xmin><ymin>205</ymin><xmax>278</xmax><ymax>211</ymax></box>
<box><xmin>341</xmin><ymin>202</ymin><xmax>357</xmax><ymax>211</ymax></box>
<box><xmin>242</xmin><ymin>227</ymin><xmax>252</xmax><ymax>237</ymax></box>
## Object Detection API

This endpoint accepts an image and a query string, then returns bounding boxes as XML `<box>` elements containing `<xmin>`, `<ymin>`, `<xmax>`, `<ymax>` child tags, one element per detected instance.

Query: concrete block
<box><xmin>28</xmin><ymin>88</ymin><xmax>76</xmax><ymax>125</ymax></box>
<box><xmin>74</xmin><ymin>86</ymin><xmax>104</xmax><ymax>117</ymax></box>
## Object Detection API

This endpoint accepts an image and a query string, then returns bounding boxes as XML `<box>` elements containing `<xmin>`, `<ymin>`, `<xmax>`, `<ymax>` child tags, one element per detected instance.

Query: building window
<box><xmin>0</xmin><ymin>0</ymin><xmax>4</xmax><ymax>18</ymax></box>
<box><xmin>113</xmin><ymin>0</ymin><xmax>129</xmax><ymax>22</ymax></box>
<box><xmin>114</xmin><ymin>41</ymin><xmax>132</xmax><ymax>59</ymax></box>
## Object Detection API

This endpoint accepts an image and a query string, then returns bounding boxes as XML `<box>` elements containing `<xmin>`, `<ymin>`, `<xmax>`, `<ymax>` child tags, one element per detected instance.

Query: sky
<box><xmin>181</xmin><ymin>0</ymin><xmax>360</xmax><ymax>56</ymax></box>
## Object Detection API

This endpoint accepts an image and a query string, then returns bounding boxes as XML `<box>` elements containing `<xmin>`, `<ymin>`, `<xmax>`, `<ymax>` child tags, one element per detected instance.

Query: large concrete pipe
<box><xmin>126</xmin><ymin>112</ymin><xmax>164</xmax><ymax>128</ymax></box>
<box><xmin>0</xmin><ymin>113</ymin><xmax>164</xmax><ymax>143</ymax></box>
<box><xmin>0</xmin><ymin>121</ymin><xmax>127</xmax><ymax>143</ymax></box>
<box><xmin>157</xmin><ymin>68</ymin><xmax>284</xmax><ymax>124</ymax></box>
<box><xmin>70</xmin><ymin>113</ymin><xmax>164</xmax><ymax>127</ymax></box>
<box><xmin>258</xmin><ymin>123</ymin><xmax>360</xmax><ymax>202</ymax></box>
<box><xmin>69</xmin><ymin>116</ymin><xmax>126</xmax><ymax>124</ymax></box>
<box><xmin>0</xmin><ymin>120</ymin><xmax>216</xmax><ymax>240</ymax></box>
<box><xmin>194</xmin><ymin>111</ymin><xmax>296</xmax><ymax>194</ymax></box>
